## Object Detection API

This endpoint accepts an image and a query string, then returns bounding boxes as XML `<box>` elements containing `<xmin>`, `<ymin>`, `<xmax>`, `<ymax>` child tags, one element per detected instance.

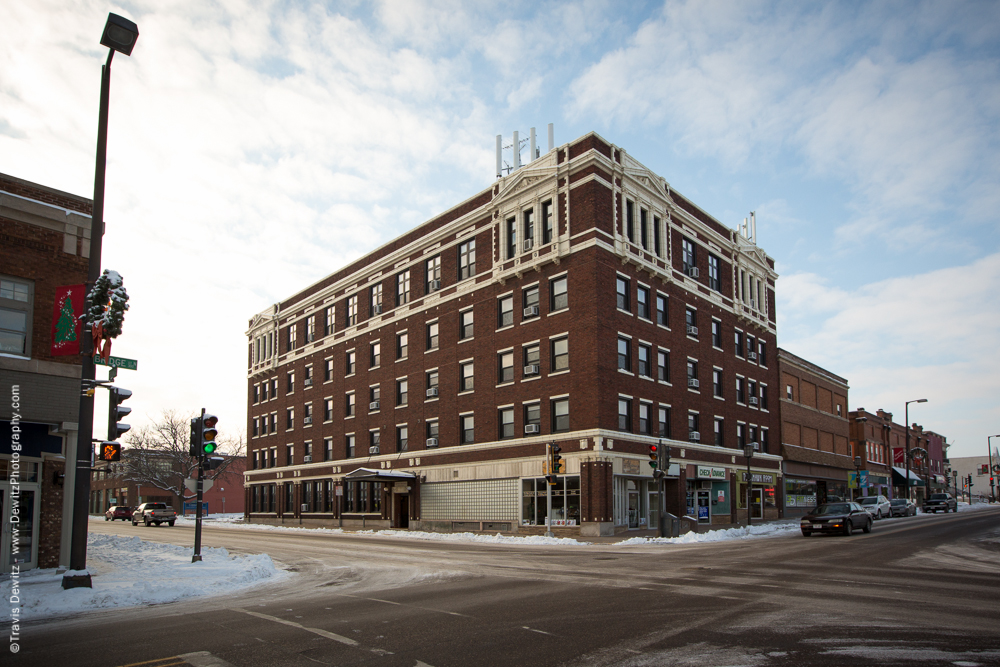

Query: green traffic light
<box><xmin>203</xmin><ymin>441</ymin><xmax>217</xmax><ymax>454</ymax></box>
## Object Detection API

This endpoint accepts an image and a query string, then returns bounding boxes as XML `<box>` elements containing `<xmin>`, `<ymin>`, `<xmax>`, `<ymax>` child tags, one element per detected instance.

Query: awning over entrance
<box><xmin>891</xmin><ymin>466</ymin><xmax>925</xmax><ymax>486</ymax></box>
<box><xmin>344</xmin><ymin>467</ymin><xmax>417</xmax><ymax>483</ymax></box>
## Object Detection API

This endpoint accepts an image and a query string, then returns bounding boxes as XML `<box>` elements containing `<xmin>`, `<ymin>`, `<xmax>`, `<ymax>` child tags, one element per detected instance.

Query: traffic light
<box><xmin>205</xmin><ymin>456</ymin><xmax>225</xmax><ymax>471</ymax></box>
<box><xmin>107</xmin><ymin>387</ymin><xmax>132</xmax><ymax>441</ymax></box>
<box><xmin>649</xmin><ymin>444</ymin><xmax>659</xmax><ymax>469</ymax></box>
<box><xmin>189</xmin><ymin>416</ymin><xmax>202</xmax><ymax>456</ymax></box>
<box><xmin>202</xmin><ymin>414</ymin><xmax>219</xmax><ymax>455</ymax></box>
<box><xmin>551</xmin><ymin>444</ymin><xmax>563</xmax><ymax>475</ymax></box>
<box><xmin>99</xmin><ymin>440</ymin><xmax>121</xmax><ymax>462</ymax></box>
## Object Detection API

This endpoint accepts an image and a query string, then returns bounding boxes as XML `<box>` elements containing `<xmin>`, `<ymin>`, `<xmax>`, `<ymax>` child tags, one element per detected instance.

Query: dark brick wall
<box><xmin>38</xmin><ymin>460</ymin><xmax>65</xmax><ymax>568</ymax></box>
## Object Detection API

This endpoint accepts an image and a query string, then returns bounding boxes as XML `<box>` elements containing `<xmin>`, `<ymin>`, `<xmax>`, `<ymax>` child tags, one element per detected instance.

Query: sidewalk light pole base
<box><xmin>61</xmin><ymin>573</ymin><xmax>92</xmax><ymax>589</ymax></box>
<box><xmin>191</xmin><ymin>554</ymin><xmax>202</xmax><ymax>563</ymax></box>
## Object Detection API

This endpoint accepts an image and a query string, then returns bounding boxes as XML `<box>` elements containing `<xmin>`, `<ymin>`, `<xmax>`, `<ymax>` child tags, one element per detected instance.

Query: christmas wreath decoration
<box><xmin>84</xmin><ymin>269</ymin><xmax>130</xmax><ymax>339</ymax></box>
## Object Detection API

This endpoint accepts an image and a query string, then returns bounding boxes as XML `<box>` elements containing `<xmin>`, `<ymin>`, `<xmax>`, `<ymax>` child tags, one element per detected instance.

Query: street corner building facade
<box><xmin>0</xmin><ymin>172</ymin><xmax>92</xmax><ymax>571</ymax></box>
<box><xmin>243</xmin><ymin>132</ymin><xmax>782</xmax><ymax>537</ymax></box>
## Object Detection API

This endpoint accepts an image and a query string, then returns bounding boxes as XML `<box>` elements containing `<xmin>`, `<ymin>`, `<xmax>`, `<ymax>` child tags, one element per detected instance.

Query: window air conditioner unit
<box><xmin>426</xmin><ymin>387</ymin><xmax>439</xmax><ymax>397</ymax></box>
<box><xmin>523</xmin><ymin>239</ymin><xmax>534</xmax><ymax>251</ymax></box>
<box><xmin>688</xmin><ymin>378</ymin><xmax>700</xmax><ymax>388</ymax></box>
<box><xmin>686</xmin><ymin>325</ymin><xmax>699</xmax><ymax>336</ymax></box>
<box><xmin>687</xmin><ymin>266</ymin><xmax>700</xmax><ymax>278</ymax></box>
<box><xmin>749</xmin><ymin>397</ymin><xmax>759</xmax><ymax>406</ymax></box>
<box><xmin>524</xmin><ymin>364</ymin><xmax>540</xmax><ymax>376</ymax></box>
<box><xmin>369</xmin><ymin>446</ymin><xmax>380</xmax><ymax>455</ymax></box>
<box><xmin>301</xmin><ymin>503</ymin><xmax>309</xmax><ymax>512</ymax></box>
<box><xmin>689</xmin><ymin>431</ymin><xmax>701</xmax><ymax>442</ymax></box>
<box><xmin>303</xmin><ymin>455</ymin><xmax>312</xmax><ymax>463</ymax></box>
<box><xmin>747</xmin><ymin>351</ymin><xmax>757</xmax><ymax>361</ymax></box>
<box><xmin>303</xmin><ymin>378</ymin><xmax>313</xmax><ymax>387</ymax></box>
<box><xmin>699</xmin><ymin>480</ymin><xmax>712</xmax><ymax>490</ymax></box>
<box><xmin>369</xmin><ymin>401</ymin><xmax>380</xmax><ymax>410</ymax></box>
<box><xmin>523</xmin><ymin>306</ymin><xmax>539</xmax><ymax>317</ymax></box>
<box><xmin>373</xmin><ymin>304</ymin><xmax>382</xmax><ymax>315</ymax></box>
<box><xmin>750</xmin><ymin>299</ymin><xmax>757</xmax><ymax>310</ymax></box>
<box><xmin>426</xmin><ymin>438</ymin><xmax>439</xmax><ymax>447</ymax></box>
<box><xmin>303</xmin><ymin>416</ymin><xmax>313</xmax><ymax>425</ymax></box>
<box><xmin>430</xmin><ymin>279</ymin><xmax>441</xmax><ymax>291</ymax></box>
<box><xmin>524</xmin><ymin>424</ymin><xmax>540</xmax><ymax>434</ymax></box>
<box><xmin>753</xmin><ymin>442</ymin><xmax>761</xmax><ymax>450</ymax></box>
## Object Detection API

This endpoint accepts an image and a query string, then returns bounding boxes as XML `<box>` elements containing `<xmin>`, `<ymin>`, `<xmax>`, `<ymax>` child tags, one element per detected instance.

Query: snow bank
<box><xmin>1</xmin><ymin>533</ymin><xmax>289</xmax><ymax>621</ymax></box>
<box><xmin>616</xmin><ymin>521</ymin><xmax>800</xmax><ymax>545</ymax></box>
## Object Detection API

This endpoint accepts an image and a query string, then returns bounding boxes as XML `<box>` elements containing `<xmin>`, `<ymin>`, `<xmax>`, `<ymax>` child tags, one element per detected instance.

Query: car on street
<box><xmin>800</xmin><ymin>502</ymin><xmax>873</xmax><ymax>536</ymax></box>
<box><xmin>131</xmin><ymin>502</ymin><xmax>177</xmax><ymax>527</ymax></box>
<box><xmin>104</xmin><ymin>505</ymin><xmax>133</xmax><ymax>521</ymax></box>
<box><xmin>889</xmin><ymin>498</ymin><xmax>916</xmax><ymax>517</ymax></box>
<box><xmin>857</xmin><ymin>495</ymin><xmax>891</xmax><ymax>519</ymax></box>
<box><xmin>923</xmin><ymin>492</ymin><xmax>958</xmax><ymax>513</ymax></box>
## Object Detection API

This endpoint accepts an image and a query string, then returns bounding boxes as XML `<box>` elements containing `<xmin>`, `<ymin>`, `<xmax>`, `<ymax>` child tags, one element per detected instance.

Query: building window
<box><xmin>287</xmin><ymin>323</ymin><xmax>297</xmax><ymax>351</ymax></box>
<box><xmin>758</xmin><ymin>340</ymin><xmax>767</xmax><ymax>366</ymax></box>
<box><xmin>498</xmin><ymin>351</ymin><xmax>514</xmax><ymax>383</ymax></box>
<box><xmin>426</xmin><ymin>255</ymin><xmax>441</xmax><ymax>293</ymax></box>
<box><xmin>836</xmin><ymin>403</ymin><xmax>842</xmax><ymax>417</ymax></box>
<box><xmin>370</xmin><ymin>284</ymin><xmax>383</xmax><ymax>316</ymax></box>
<box><xmin>460</xmin><ymin>414</ymin><xmax>475</xmax><ymax>444</ymax></box>
<box><xmin>637</xmin><ymin>285</ymin><xmax>650</xmax><ymax>319</ymax></box>
<box><xmin>551</xmin><ymin>337</ymin><xmax>568</xmax><ymax>372</ymax></box>
<box><xmin>499</xmin><ymin>408</ymin><xmax>515</xmax><ymax>439</ymax></box>
<box><xmin>657</xmin><ymin>349</ymin><xmax>669</xmax><ymax>382</ymax></box>
<box><xmin>253</xmin><ymin>385</ymin><xmax>260</xmax><ymax>404</ymax></box>
<box><xmin>460</xmin><ymin>309</ymin><xmax>474</xmax><ymax>340</ymax></box>
<box><xmin>426</xmin><ymin>369</ymin><xmax>439</xmax><ymax>394</ymax></box>
<box><xmin>306</xmin><ymin>316</ymin><xmax>315</xmax><ymax>343</ymax></box>
<box><xmin>616</xmin><ymin>276</ymin><xmax>630</xmax><ymax>311</ymax></box>
<box><xmin>286</xmin><ymin>408</ymin><xmax>294</xmax><ymax>430</ymax></box>
<box><xmin>658</xmin><ymin>406</ymin><xmax>671</xmax><ymax>438</ymax></box>
<box><xmin>286</xmin><ymin>445</ymin><xmax>294</xmax><ymax>465</ymax></box>
<box><xmin>460</xmin><ymin>361</ymin><xmax>474</xmax><ymax>392</ymax></box>
<box><xmin>269</xmin><ymin>414</ymin><xmax>277</xmax><ymax>434</ymax></box>
<box><xmin>737</xmin><ymin>423</ymin><xmax>746</xmax><ymax>448</ymax></box>
<box><xmin>252</xmin><ymin>418</ymin><xmax>259</xmax><ymax>437</ymax></box>
<box><xmin>639</xmin><ymin>402</ymin><xmax>652</xmax><ymax>435</ymax></box>
<box><xmin>397</xmin><ymin>332</ymin><xmax>408</xmax><ymax>360</ymax></box>
<box><xmin>617</xmin><ymin>337</ymin><xmax>631</xmax><ymax>371</ymax></box>
<box><xmin>523</xmin><ymin>286</ymin><xmax>540</xmax><ymax>319</ymax></box>
<box><xmin>638</xmin><ymin>344</ymin><xmax>651</xmax><ymax>378</ymax></box>
<box><xmin>370</xmin><ymin>430</ymin><xmax>380</xmax><ymax>454</ymax></box>
<box><xmin>714</xmin><ymin>418</ymin><xmax>724</xmax><ymax>446</ymax></box>
<box><xmin>498</xmin><ymin>295</ymin><xmax>513</xmax><ymax>328</ymax></box>
<box><xmin>760</xmin><ymin>384</ymin><xmax>768</xmax><ymax>410</ymax></box>
<box><xmin>748</xmin><ymin>425</ymin><xmax>758</xmax><ymax>448</ymax></box>
<box><xmin>261</xmin><ymin>381</ymin><xmax>268</xmax><ymax>402</ymax></box>
<box><xmin>324</xmin><ymin>437</ymin><xmax>333</xmax><ymax>461</ymax></box>
<box><xmin>626</xmin><ymin>200</ymin><xmax>635</xmax><ymax>242</ymax></box>
<box><xmin>286</xmin><ymin>372</ymin><xmax>294</xmax><ymax>394</ymax></box>
<box><xmin>708</xmin><ymin>254</ymin><xmax>721</xmax><ymax>291</ymax></box>
<box><xmin>550</xmin><ymin>276</ymin><xmax>568</xmax><ymax>311</ymax></box>
<box><xmin>685</xmin><ymin>308</ymin><xmax>697</xmax><ymax>336</ymax></box>
<box><xmin>712</xmin><ymin>319</ymin><xmax>722</xmax><ymax>348</ymax></box>
<box><xmin>760</xmin><ymin>429</ymin><xmax>769</xmax><ymax>454</ymax></box>
<box><xmin>397</xmin><ymin>270</ymin><xmax>410</xmax><ymax>306</ymax></box>
<box><xmin>397</xmin><ymin>426</ymin><xmax>408</xmax><ymax>452</ymax></box>
<box><xmin>324</xmin><ymin>358</ymin><xmax>333</xmax><ymax>382</ymax></box>
<box><xmin>271</xmin><ymin>378</ymin><xmax>277</xmax><ymax>398</ymax></box>
<box><xmin>523</xmin><ymin>344</ymin><xmax>540</xmax><ymax>375</ymax></box>
<box><xmin>747</xmin><ymin>335</ymin><xmax>756</xmax><ymax>361</ymax></box>
<box><xmin>713</xmin><ymin>368</ymin><xmax>723</xmax><ymax>398</ymax></box>
<box><xmin>347</xmin><ymin>295</ymin><xmax>358</xmax><ymax>326</ymax></box>
<box><xmin>346</xmin><ymin>350</ymin><xmax>356</xmax><ymax>375</ymax></box>
<box><xmin>682</xmin><ymin>237</ymin><xmax>696</xmax><ymax>273</ymax></box>
<box><xmin>324</xmin><ymin>305</ymin><xmax>335</xmax><ymax>336</ymax></box>
<box><xmin>552</xmin><ymin>399</ymin><xmax>569</xmax><ymax>433</ymax></box>
<box><xmin>524</xmin><ymin>402</ymin><xmax>541</xmax><ymax>431</ymax></box>
<box><xmin>735</xmin><ymin>330</ymin><xmax>744</xmax><ymax>358</ymax></box>
<box><xmin>618</xmin><ymin>397</ymin><xmax>632</xmax><ymax>432</ymax></box>
<box><xmin>396</xmin><ymin>379</ymin><xmax>408</xmax><ymax>406</ymax></box>
<box><xmin>653</xmin><ymin>215</ymin><xmax>661</xmax><ymax>256</ymax></box>
<box><xmin>736</xmin><ymin>377</ymin><xmax>746</xmax><ymax>404</ymax></box>
<box><xmin>748</xmin><ymin>380</ymin><xmax>758</xmax><ymax>407</ymax></box>
<box><xmin>687</xmin><ymin>360</ymin><xmax>698</xmax><ymax>388</ymax></box>
<box><xmin>523</xmin><ymin>209</ymin><xmax>534</xmax><ymax>249</ymax></box>
<box><xmin>0</xmin><ymin>278</ymin><xmax>32</xmax><ymax>356</ymax></box>
<box><xmin>304</xmin><ymin>365</ymin><xmax>313</xmax><ymax>386</ymax></box>
<box><xmin>656</xmin><ymin>293</ymin><xmax>668</xmax><ymax>327</ymax></box>
<box><xmin>370</xmin><ymin>341</ymin><xmax>381</xmax><ymax>368</ymax></box>
<box><xmin>459</xmin><ymin>239</ymin><xmax>476</xmax><ymax>280</ymax></box>
<box><xmin>324</xmin><ymin>398</ymin><xmax>333</xmax><ymax>422</ymax></box>
<box><xmin>640</xmin><ymin>208</ymin><xmax>649</xmax><ymax>249</ymax></box>
<box><xmin>369</xmin><ymin>386</ymin><xmax>380</xmax><ymax>410</ymax></box>
<box><xmin>688</xmin><ymin>413</ymin><xmax>700</xmax><ymax>442</ymax></box>
<box><xmin>346</xmin><ymin>434</ymin><xmax>355</xmax><ymax>458</ymax></box>
<box><xmin>426</xmin><ymin>321</ymin><xmax>439</xmax><ymax>350</ymax></box>
<box><xmin>506</xmin><ymin>216</ymin><xmax>517</xmax><ymax>259</ymax></box>
<box><xmin>786</xmin><ymin>384</ymin><xmax>793</xmax><ymax>400</ymax></box>
<box><xmin>346</xmin><ymin>391</ymin><xmax>355</xmax><ymax>417</ymax></box>
<box><xmin>426</xmin><ymin>420</ymin><xmax>439</xmax><ymax>445</ymax></box>
<box><xmin>542</xmin><ymin>200</ymin><xmax>554</xmax><ymax>244</ymax></box>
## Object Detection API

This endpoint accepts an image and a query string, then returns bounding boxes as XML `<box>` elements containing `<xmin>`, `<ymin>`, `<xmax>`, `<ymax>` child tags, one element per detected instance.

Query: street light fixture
<box><xmin>743</xmin><ymin>443</ymin><xmax>756</xmax><ymax>527</ymax></box>
<box><xmin>904</xmin><ymin>399</ymin><xmax>927</xmax><ymax>504</ymax></box>
<box><xmin>988</xmin><ymin>434</ymin><xmax>1000</xmax><ymax>503</ymax></box>
<box><xmin>64</xmin><ymin>12</ymin><xmax>139</xmax><ymax>591</ymax></box>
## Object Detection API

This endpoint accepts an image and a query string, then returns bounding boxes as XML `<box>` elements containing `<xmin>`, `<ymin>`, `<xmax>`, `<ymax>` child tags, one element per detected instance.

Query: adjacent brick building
<box><xmin>848</xmin><ymin>408</ymin><xmax>934</xmax><ymax>502</ymax></box>
<box><xmin>244</xmin><ymin>132</ymin><xmax>781</xmax><ymax>536</ymax></box>
<box><xmin>1</xmin><ymin>172</ymin><xmax>92</xmax><ymax>571</ymax></box>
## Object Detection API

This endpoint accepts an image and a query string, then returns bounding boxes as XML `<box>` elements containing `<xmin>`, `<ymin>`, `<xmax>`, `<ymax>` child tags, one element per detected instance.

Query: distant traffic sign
<box><xmin>93</xmin><ymin>355</ymin><xmax>138</xmax><ymax>370</ymax></box>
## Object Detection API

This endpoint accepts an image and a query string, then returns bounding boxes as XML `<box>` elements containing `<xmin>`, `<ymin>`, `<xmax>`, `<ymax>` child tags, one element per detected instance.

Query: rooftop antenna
<box><xmin>495</xmin><ymin>124</ymin><xmax>554</xmax><ymax>180</ymax></box>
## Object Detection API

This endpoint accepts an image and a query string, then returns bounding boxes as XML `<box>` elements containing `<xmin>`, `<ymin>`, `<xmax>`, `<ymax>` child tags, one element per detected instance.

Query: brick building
<box><xmin>848</xmin><ymin>408</ymin><xmax>934</xmax><ymax>502</ymax></box>
<box><xmin>244</xmin><ymin>132</ymin><xmax>781</xmax><ymax>536</ymax></box>
<box><xmin>1</xmin><ymin>172</ymin><xmax>92</xmax><ymax>571</ymax></box>
<box><xmin>776</xmin><ymin>348</ymin><xmax>852</xmax><ymax>516</ymax></box>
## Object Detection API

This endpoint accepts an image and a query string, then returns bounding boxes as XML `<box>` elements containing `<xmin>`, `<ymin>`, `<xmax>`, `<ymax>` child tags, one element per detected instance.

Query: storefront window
<box><xmin>522</xmin><ymin>477</ymin><xmax>579</xmax><ymax>526</ymax></box>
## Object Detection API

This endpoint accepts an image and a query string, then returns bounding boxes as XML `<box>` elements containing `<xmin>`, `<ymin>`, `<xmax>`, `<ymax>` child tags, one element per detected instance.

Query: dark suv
<box><xmin>105</xmin><ymin>505</ymin><xmax>133</xmax><ymax>521</ymax></box>
<box><xmin>922</xmin><ymin>493</ymin><xmax>958</xmax><ymax>513</ymax></box>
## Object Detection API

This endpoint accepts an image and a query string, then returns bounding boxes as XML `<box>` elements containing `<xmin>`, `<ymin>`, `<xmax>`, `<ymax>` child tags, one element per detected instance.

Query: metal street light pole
<box><xmin>853</xmin><ymin>456</ymin><xmax>863</xmax><ymax>502</ymax></box>
<box><xmin>64</xmin><ymin>13</ymin><xmax>139</xmax><ymax>590</ymax></box>
<box><xmin>989</xmin><ymin>435</ymin><xmax>1000</xmax><ymax>503</ymax></box>
<box><xmin>743</xmin><ymin>443</ymin><xmax>755</xmax><ymax>527</ymax></box>
<box><xmin>904</xmin><ymin>398</ymin><xmax>927</xmax><ymax>505</ymax></box>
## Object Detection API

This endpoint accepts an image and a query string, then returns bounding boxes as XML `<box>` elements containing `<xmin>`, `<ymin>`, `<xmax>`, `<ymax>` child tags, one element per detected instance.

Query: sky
<box><xmin>2</xmin><ymin>0</ymin><xmax>998</xmax><ymax>459</ymax></box>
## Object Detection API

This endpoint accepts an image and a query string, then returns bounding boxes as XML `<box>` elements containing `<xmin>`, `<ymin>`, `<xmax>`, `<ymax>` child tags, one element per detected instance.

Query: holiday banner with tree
<box><xmin>50</xmin><ymin>284</ymin><xmax>84</xmax><ymax>356</ymax></box>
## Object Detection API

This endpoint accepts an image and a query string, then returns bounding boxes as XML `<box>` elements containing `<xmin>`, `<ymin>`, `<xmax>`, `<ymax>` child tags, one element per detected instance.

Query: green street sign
<box><xmin>94</xmin><ymin>355</ymin><xmax>138</xmax><ymax>371</ymax></box>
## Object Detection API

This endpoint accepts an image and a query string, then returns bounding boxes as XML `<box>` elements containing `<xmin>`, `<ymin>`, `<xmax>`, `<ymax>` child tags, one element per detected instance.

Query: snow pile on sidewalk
<box><xmin>1</xmin><ymin>533</ymin><xmax>289</xmax><ymax>621</ymax></box>
<box><xmin>616</xmin><ymin>521</ymin><xmax>800</xmax><ymax>545</ymax></box>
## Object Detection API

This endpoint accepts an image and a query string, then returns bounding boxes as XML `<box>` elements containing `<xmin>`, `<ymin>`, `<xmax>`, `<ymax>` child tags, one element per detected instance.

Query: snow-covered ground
<box><xmin>1</xmin><ymin>532</ymin><xmax>288</xmax><ymax>621</ymax></box>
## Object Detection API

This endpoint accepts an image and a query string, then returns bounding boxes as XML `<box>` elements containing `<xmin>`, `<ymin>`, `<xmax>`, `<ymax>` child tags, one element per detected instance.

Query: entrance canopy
<box><xmin>344</xmin><ymin>468</ymin><xmax>417</xmax><ymax>483</ymax></box>
<box><xmin>891</xmin><ymin>466</ymin><xmax>925</xmax><ymax>486</ymax></box>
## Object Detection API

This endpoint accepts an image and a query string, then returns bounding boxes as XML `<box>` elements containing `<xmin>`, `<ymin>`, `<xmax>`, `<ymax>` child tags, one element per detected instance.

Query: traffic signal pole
<box><xmin>545</xmin><ymin>444</ymin><xmax>554</xmax><ymax>538</ymax></box>
<box><xmin>192</xmin><ymin>408</ymin><xmax>205</xmax><ymax>563</ymax></box>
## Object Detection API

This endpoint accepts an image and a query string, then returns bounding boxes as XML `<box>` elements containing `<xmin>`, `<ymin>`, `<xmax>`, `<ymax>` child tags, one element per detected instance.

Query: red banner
<box><xmin>893</xmin><ymin>448</ymin><xmax>905</xmax><ymax>465</ymax></box>
<box><xmin>51</xmin><ymin>284</ymin><xmax>84</xmax><ymax>356</ymax></box>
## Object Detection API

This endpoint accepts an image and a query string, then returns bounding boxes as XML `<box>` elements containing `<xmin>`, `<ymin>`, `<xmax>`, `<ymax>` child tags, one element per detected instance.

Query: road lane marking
<box><xmin>337</xmin><ymin>593</ymin><xmax>472</xmax><ymax>617</ymax></box>
<box><xmin>234</xmin><ymin>608</ymin><xmax>359</xmax><ymax>646</ymax></box>
<box><xmin>178</xmin><ymin>652</ymin><xmax>238</xmax><ymax>667</ymax></box>
<box><xmin>522</xmin><ymin>626</ymin><xmax>555</xmax><ymax>636</ymax></box>
<box><xmin>116</xmin><ymin>659</ymin><xmax>187</xmax><ymax>667</ymax></box>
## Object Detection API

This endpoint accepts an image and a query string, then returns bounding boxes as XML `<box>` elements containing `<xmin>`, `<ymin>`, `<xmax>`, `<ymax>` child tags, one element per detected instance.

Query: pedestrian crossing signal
<box><xmin>100</xmin><ymin>440</ymin><xmax>121</xmax><ymax>462</ymax></box>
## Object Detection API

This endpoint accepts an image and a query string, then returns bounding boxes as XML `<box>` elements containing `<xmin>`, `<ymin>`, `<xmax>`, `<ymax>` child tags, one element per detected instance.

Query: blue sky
<box><xmin>2</xmin><ymin>0</ymin><xmax>998</xmax><ymax>458</ymax></box>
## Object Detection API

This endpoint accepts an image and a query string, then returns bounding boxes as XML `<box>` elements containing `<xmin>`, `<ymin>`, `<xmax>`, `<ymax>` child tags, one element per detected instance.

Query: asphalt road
<box><xmin>14</xmin><ymin>508</ymin><xmax>1000</xmax><ymax>667</ymax></box>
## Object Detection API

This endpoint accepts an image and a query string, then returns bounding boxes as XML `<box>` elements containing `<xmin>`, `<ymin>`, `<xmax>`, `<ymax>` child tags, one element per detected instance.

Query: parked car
<box><xmin>923</xmin><ymin>493</ymin><xmax>958</xmax><ymax>513</ymax></box>
<box><xmin>800</xmin><ymin>502</ymin><xmax>873</xmax><ymax>536</ymax></box>
<box><xmin>857</xmin><ymin>495</ymin><xmax>891</xmax><ymax>519</ymax></box>
<box><xmin>104</xmin><ymin>505</ymin><xmax>133</xmax><ymax>521</ymax></box>
<box><xmin>889</xmin><ymin>498</ymin><xmax>916</xmax><ymax>517</ymax></box>
<box><xmin>131</xmin><ymin>502</ymin><xmax>177</xmax><ymax>527</ymax></box>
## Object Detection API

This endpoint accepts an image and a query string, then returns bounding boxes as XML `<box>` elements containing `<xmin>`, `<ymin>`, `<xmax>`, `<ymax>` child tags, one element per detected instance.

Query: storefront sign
<box><xmin>697</xmin><ymin>466</ymin><xmax>728</xmax><ymax>479</ymax></box>
<box><xmin>623</xmin><ymin>459</ymin><xmax>640</xmax><ymax>475</ymax></box>
<box><xmin>740</xmin><ymin>471</ymin><xmax>775</xmax><ymax>485</ymax></box>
